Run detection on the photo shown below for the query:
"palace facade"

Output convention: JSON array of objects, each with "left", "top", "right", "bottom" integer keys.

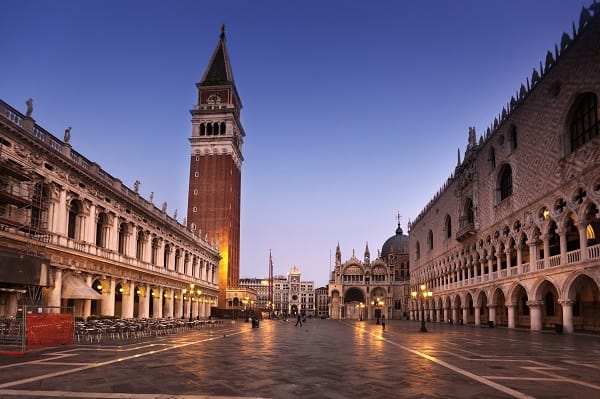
[
  {"left": 408, "top": 4, "right": 600, "bottom": 333},
  {"left": 0, "top": 98, "right": 219, "bottom": 319}
]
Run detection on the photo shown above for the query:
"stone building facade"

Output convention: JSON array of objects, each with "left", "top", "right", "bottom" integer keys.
[
  {"left": 271, "top": 268, "right": 315, "bottom": 317},
  {"left": 328, "top": 222, "right": 411, "bottom": 320},
  {"left": 408, "top": 4, "right": 600, "bottom": 334},
  {"left": 315, "top": 286, "right": 329, "bottom": 318},
  {"left": 0, "top": 99, "right": 220, "bottom": 319}
]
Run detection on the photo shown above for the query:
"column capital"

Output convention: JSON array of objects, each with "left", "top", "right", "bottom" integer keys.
[
  {"left": 558, "top": 299, "right": 576, "bottom": 306},
  {"left": 526, "top": 300, "right": 543, "bottom": 307}
]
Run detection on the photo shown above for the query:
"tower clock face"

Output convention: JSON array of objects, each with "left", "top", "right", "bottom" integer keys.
[{"left": 292, "top": 294, "right": 298, "bottom": 301}]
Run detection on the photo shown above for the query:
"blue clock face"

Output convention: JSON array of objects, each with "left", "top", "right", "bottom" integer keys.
[{"left": 292, "top": 294, "right": 298, "bottom": 301}]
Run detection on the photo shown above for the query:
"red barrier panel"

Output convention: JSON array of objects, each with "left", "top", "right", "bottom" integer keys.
[{"left": 26, "top": 313, "right": 74, "bottom": 348}]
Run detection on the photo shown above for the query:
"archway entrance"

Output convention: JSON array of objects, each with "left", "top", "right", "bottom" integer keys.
[{"left": 343, "top": 288, "right": 365, "bottom": 320}]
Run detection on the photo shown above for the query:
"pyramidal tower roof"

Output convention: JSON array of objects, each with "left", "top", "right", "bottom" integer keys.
[{"left": 199, "top": 24, "right": 235, "bottom": 86}]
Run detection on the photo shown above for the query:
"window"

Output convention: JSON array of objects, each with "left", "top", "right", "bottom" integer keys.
[
  {"left": 444, "top": 215, "right": 452, "bottom": 239},
  {"left": 415, "top": 242, "right": 420, "bottom": 260},
  {"left": 96, "top": 213, "right": 107, "bottom": 247},
  {"left": 136, "top": 230, "right": 145, "bottom": 260},
  {"left": 509, "top": 125, "right": 517, "bottom": 152},
  {"left": 498, "top": 165, "right": 513, "bottom": 201},
  {"left": 569, "top": 92, "right": 599, "bottom": 153},
  {"left": 118, "top": 222, "right": 128, "bottom": 254},
  {"left": 427, "top": 230, "right": 433, "bottom": 251},
  {"left": 488, "top": 147, "right": 496, "bottom": 170}
]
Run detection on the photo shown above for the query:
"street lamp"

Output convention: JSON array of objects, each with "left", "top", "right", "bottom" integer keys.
[
  {"left": 359, "top": 302, "right": 364, "bottom": 321},
  {"left": 183, "top": 283, "right": 196, "bottom": 321},
  {"left": 412, "top": 284, "right": 433, "bottom": 332}
]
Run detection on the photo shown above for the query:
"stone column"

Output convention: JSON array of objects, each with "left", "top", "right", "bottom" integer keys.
[
  {"left": 560, "top": 299, "right": 574, "bottom": 334},
  {"left": 474, "top": 306, "right": 480, "bottom": 326},
  {"left": 101, "top": 278, "right": 115, "bottom": 316},
  {"left": 47, "top": 268, "right": 62, "bottom": 312},
  {"left": 516, "top": 244, "right": 523, "bottom": 272},
  {"left": 443, "top": 307, "right": 449, "bottom": 323},
  {"left": 85, "top": 203, "right": 96, "bottom": 244},
  {"left": 558, "top": 228, "right": 567, "bottom": 265},
  {"left": 542, "top": 235, "right": 550, "bottom": 269},
  {"left": 488, "top": 304, "right": 497, "bottom": 325},
  {"left": 165, "top": 290, "right": 174, "bottom": 318},
  {"left": 139, "top": 284, "right": 150, "bottom": 318},
  {"left": 56, "top": 188, "right": 68, "bottom": 237},
  {"left": 451, "top": 307, "right": 458, "bottom": 323},
  {"left": 528, "top": 239, "right": 537, "bottom": 269},
  {"left": 527, "top": 301, "right": 543, "bottom": 331},
  {"left": 128, "top": 225, "right": 137, "bottom": 259},
  {"left": 176, "top": 290, "right": 184, "bottom": 318},
  {"left": 83, "top": 274, "right": 92, "bottom": 319},
  {"left": 121, "top": 281, "right": 135, "bottom": 319},
  {"left": 507, "top": 304, "right": 516, "bottom": 329},
  {"left": 577, "top": 223, "right": 588, "bottom": 261},
  {"left": 505, "top": 248, "right": 512, "bottom": 269},
  {"left": 435, "top": 308, "right": 441, "bottom": 323},
  {"left": 153, "top": 287, "right": 163, "bottom": 318}
]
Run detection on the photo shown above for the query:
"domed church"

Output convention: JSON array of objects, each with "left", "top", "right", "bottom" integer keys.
[{"left": 328, "top": 220, "right": 411, "bottom": 320}]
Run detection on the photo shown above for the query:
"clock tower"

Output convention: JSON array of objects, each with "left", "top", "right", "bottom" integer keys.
[{"left": 187, "top": 25, "right": 245, "bottom": 309}]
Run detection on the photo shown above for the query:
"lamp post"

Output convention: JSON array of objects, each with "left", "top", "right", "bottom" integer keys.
[
  {"left": 184, "top": 283, "right": 196, "bottom": 321},
  {"left": 412, "top": 284, "right": 433, "bottom": 332},
  {"left": 359, "top": 302, "right": 364, "bottom": 321}
]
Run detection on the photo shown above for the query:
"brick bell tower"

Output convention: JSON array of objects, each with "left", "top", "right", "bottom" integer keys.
[{"left": 187, "top": 25, "right": 245, "bottom": 309}]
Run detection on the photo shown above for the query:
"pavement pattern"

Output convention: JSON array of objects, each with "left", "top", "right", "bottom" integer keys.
[{"left": 0, "top": 319, "right": 599, "bottom": 399}]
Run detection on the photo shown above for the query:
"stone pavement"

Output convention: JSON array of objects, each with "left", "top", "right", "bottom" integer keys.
[{"left": 0, "top": 318, "right": 599, "bottom": 399}]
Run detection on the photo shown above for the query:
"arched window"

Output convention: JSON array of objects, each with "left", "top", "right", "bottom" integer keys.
[
  {"left": 118, "top": 222, "right": 128, "bottom": 254},
  {"left": 498, "top": 164, "right": 513, "bottom": 201},
  {"left": 213, "top": 122, "right": 219, "bottom": 135},
  {"left": 488, "top": 147, "right": 496, "bottom": 170},
  {"left": 444, "top": 215, "right": 452, "bottom": 239},
  {"left": 163, "top": 244, "right": 171, "bottom": 269},
  {"left": 427, "top": 230, "right": 433, "bottom": 251},
  {"left": 569, "top": 92, "right": 599, "bottom": 153},
  {"left": 206, "top": 123, "right": 213, "bottom": 135},
  {"left": 136, "top": 230, "right": 145, "bottom": 260},
  {"left": 151, "top": 237, "right": 159, "bottom": 265},
  {"left": 200, "top": 123, "right": 206, "bottom": 136},
  {"left": 67, "top": 200, "right": 82, "bottom": 239},
  {"left": 463, "top": 198, "right": 474, "bottom": 226},
  {"left": 220, "top": 122, "right": 226, "bottom": 135},
  {"left": 96, "top": 213, "right": 107, "bottom": 247}
]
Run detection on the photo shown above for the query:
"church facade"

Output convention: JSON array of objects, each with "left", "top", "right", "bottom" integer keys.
[
  {"left": 328, "top": 222, "right": 411, "bottom": 320},
  {"left": 408, "top": 4, "right": 600, "bottom": 333}
]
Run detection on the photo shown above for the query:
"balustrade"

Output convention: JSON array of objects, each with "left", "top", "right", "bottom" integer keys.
[{"left": 549, "top": 254, "right": 561, "bottom": 267}]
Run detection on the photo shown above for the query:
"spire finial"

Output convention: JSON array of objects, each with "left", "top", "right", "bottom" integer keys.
[{"left": 220, "top": 24, "right": 225, "bottom": 39}]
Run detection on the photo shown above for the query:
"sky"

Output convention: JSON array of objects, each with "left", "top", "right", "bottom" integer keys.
[{"left": 1, "top": 0, "right": 591, "bottom": 287}]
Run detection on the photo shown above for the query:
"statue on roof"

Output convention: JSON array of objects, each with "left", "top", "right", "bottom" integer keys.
[
  {"left": 161, "top": 202, "right": 167, "bottom": 213},
  {"left": 25, "top": 98, "right": 33, "bottom": 117},
  {"left": 64, "top": 127, "right": 71, "bottom": 144},
  {"left": 134, "top": 180, "right": 140, "bottom": 193}
]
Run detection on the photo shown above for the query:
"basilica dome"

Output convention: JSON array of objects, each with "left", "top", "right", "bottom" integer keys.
[{"left": 381, "top": 223, "right": 409, "bottom": 259}]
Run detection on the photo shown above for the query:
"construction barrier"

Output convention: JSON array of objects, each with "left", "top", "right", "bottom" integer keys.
[{"left": 26, "top": 313, "right": 74, "bottom": 348}]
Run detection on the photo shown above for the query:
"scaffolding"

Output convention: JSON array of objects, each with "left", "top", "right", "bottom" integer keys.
[{"left": 0, "top": 140, "right": 50, "bottom": 308}]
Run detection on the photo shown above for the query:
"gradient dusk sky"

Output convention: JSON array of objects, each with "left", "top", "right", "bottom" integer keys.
[{"left": 1, "top": 1, "right": 590, "bottom": 286}]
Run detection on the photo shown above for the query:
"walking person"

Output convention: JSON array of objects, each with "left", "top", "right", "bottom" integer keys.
[
  {"left": 295, "top": 313, "right": 303, "bottom": 327},
  {"left": 381, "top": 314, "right": 386, "bottom": 331}
]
